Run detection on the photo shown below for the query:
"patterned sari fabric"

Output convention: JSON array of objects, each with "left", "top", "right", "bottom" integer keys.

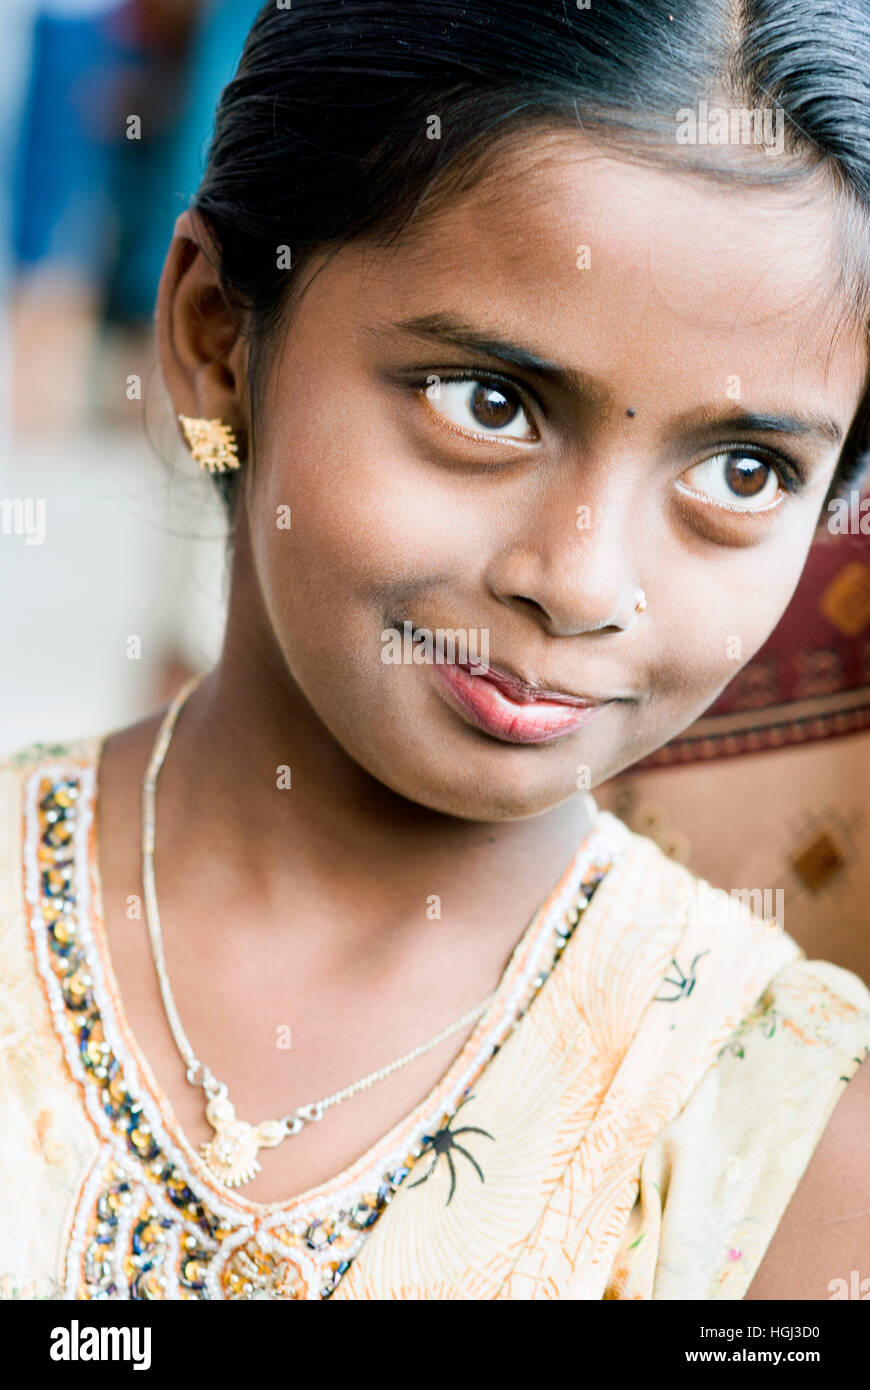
[{"left": 1, "top": 740, "right": 869, "bottom": 1301}]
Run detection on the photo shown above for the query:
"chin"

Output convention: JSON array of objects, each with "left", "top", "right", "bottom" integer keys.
[{"left": 372, "top": 749, "right": 587, "bottom": 822}]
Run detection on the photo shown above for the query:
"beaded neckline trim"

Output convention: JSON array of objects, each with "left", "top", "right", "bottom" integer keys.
[{"left": 22, "top": 756, "right": 627, "bottom": 1299}]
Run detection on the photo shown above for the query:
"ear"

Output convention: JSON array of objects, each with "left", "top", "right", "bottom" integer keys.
[{"left": 156, "top": 209, "right": 250, "bottom": 459}]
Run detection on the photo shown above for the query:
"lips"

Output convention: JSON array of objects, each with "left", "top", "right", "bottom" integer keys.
[
  {"left": 431, "top": 659, "right": 611, "bottom": 745},
  {"left": 467, "top": 660, "right": 599, "bottom": 707}
]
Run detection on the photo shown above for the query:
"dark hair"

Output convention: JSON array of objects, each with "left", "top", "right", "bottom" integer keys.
[{"left": 190, "top": 0, "right": 870, "bottom": 516}]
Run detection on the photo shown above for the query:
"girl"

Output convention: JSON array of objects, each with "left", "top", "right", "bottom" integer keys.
[{"left": 3, "top": 0, "right": 870, "bottom": 1301}]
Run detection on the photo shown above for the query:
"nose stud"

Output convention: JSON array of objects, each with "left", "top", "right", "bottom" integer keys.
[{"left": 634, "top": 588, "right": 647, "bottom": 614}]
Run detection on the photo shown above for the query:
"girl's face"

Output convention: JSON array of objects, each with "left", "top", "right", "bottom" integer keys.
[{"left": 239, "top": 132, "right": 867, "bottom": 820}]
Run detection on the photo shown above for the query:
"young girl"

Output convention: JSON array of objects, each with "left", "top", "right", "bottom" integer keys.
[{"left": 3, "top": 0, "right": 870, "bottom": 1301}]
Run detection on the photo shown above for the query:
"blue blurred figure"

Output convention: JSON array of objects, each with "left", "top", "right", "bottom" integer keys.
[{"left": 5, "top": 0, "right": 262, "bottom": 433}]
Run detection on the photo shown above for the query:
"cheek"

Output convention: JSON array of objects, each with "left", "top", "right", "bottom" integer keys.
[
  {"left": 649, "top": 512, "right": 817, "bottom": 715},
  {"left": 248, "top": 407, "right": 486, "bottom": 668}
]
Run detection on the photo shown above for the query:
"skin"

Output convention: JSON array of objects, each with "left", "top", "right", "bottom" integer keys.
[{"left": 96, "top": 130, "right": 869, "bottom": 1292}]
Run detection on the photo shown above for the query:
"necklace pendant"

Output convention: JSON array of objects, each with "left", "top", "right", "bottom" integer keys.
[
  {"left": 200, "top": 1097, "right": 288, "bottom": 1188},
  {"left": 201, "top": 1116, "right": 262, "bottom": 1188}
]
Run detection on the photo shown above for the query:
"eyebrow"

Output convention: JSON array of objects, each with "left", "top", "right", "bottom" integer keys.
[
  {"left": 383, "top": 311, "right": 844, "bottom": 447},
  {"left": 388, "top": 312, "right": 606, "bottom": 401},
  {"left": 673, "top": 408, "right": 843, "bottom": 449}
]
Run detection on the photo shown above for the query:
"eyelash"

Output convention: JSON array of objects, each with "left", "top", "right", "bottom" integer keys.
[{"left": 407, "top": 369, "right": 809, "bottom": 496}]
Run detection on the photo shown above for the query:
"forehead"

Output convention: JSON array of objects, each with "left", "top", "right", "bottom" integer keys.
[{"left": 353, "top": 129, "right": 867, "bottom": 413}]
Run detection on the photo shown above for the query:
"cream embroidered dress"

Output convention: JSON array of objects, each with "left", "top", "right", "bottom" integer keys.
[{"left": 1, "top": 737, "right": 869, "bottom": 1300}]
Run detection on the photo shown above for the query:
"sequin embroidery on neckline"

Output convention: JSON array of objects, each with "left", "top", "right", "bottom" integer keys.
[{"left": 22, "top": 752, "right": 626, "bottom": 1299}]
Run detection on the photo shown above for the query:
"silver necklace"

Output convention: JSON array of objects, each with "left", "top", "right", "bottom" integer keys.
[{"left": 142, "top": 677, "right": 496, "bottom": 1189}]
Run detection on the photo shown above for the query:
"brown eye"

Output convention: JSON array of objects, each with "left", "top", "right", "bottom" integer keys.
[
  {"left": 468, "top": 383, "right": 520, "bottom": 429},
  {"left": 423, "top": 378, "right": 536, "bottom": 441},
  {"left": 677, "top": 450, "right": 782, "bottom": 513},
  {"left": 723, "top": 454, "right": 771, "bottom": 497}
]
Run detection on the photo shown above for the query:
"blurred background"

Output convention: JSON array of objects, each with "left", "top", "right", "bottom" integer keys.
[
  {"left": 0, "top": 0, "right": 264, "bottom": 747},
  {"left": 1, "top": 0, "right": 869, "bottom": 979}
]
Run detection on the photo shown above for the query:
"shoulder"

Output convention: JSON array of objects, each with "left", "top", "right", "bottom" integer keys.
[
  {"left": 0, "top": 735, "right": 104, "bottom": 805},
  {"left": 0, "top": 733, "right": 104, "bottom": 899},
  {"left": 0, "top": 733, "right": 104, "bottom": 806},
  {"left": 0, "top": 734, "right": 104, "bottom": 1063},
  {"left": 604, "top": 948, "right": 870, "bottom": 1299},
  {"left": 684, "top": 954, "right": 870, "bottom": 1299},
  {"left": 746, "top": 1012, "right": 870, "bottom": 1300},
  {"left": 0, "top": 739, "right": 107, "bottom": 1276}
]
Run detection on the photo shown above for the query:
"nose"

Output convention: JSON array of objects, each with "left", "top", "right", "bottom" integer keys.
[{"left": 485, "top": 485, "right": 642, "bottom": 637}]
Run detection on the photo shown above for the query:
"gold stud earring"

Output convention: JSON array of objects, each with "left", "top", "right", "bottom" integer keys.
[
  {"left": 635, "top": 588, "right": 647, "bottom": 613},
  {"left": 178, "top": 415, "right": 241, "bottom": 473}
]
